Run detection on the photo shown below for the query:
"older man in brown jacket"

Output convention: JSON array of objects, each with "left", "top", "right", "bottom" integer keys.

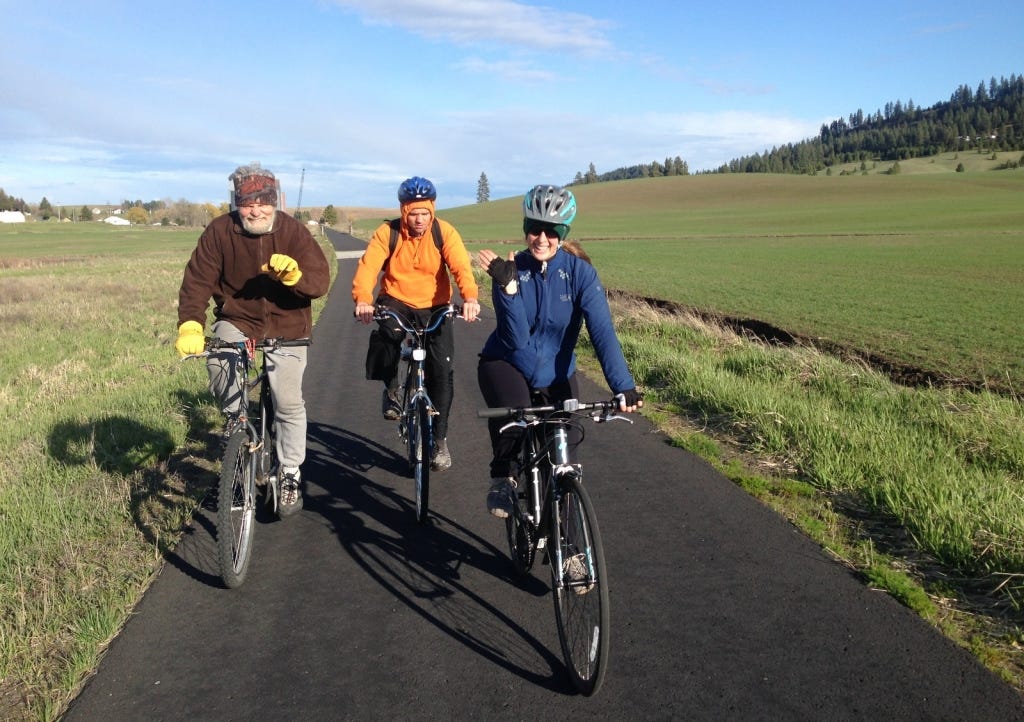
[{"left": 176, "top": 163, "right": 331, "bottom": 514}]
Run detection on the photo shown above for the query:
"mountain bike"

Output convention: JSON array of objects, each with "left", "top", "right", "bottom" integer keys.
[
  {"left": 185, "top": 337, "right": 310, "bottom": 588},
  {"left": 478, "top": 397, "right": 632, "bottom": 696},
  {"left": 374, "top": 304, "right": 462, "bottom": 524}
]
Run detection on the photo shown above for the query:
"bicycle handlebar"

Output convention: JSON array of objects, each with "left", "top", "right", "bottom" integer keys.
[
  {"left": 206, "top": 337, "right": 312, "bottom": 350},
  {"left": 181, "top": 337, "right": 311, "bottom": 360},
  {"left": 371, "top": 304, "right": 463, "bottom": 335},
  {"left": 478, "top": 397, "right": 633, "bottom": 423}
]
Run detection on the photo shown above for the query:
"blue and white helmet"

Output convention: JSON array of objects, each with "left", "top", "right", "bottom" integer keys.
[
  {"left": 522, "top": 185, "right": 576, "bottom": 226},
  {"left": 398, "top": 176, "right": 437, "bottom": 202}
]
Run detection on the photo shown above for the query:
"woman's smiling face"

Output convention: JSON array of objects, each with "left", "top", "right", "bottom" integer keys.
[{"left": 524, "top": 221, "right": 561, "bottom": 262}]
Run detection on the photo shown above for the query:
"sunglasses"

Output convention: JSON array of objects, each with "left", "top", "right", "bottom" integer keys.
[{"left": 524, "top": 220, "right": 564, "bottom": 240}]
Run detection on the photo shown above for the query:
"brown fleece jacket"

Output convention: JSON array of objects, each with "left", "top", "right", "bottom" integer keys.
[{"left": 178, "top": 211, "right": 331, "bottom": 340}]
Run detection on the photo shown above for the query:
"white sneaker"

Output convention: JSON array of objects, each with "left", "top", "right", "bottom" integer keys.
[{"left": 278, "top": 468, "right": 302, "bottom": 517}]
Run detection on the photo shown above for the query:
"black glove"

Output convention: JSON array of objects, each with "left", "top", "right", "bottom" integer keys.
[
  {"left": 616, "top": 388, "right": 643, "bottom": 408},
  {"left": 486, "top": 258, "right": 517, "bottom": 287}
]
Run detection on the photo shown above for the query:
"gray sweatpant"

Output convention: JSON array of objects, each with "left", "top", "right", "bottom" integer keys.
[{"left": 207, "top": 320, "right": 308, "bottom": 470}]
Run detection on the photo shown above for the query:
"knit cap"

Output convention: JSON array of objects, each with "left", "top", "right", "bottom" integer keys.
[{"left": 231, "top": 164, "right": 278, "bottom": 207}]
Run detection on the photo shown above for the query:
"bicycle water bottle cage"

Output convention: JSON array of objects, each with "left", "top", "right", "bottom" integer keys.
[{"left": 412, "top": 348, "right": 426, "bottom": 361}]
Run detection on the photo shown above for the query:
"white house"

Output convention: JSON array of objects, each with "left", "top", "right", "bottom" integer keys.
[
  {"left": 0, "top": 210, "right": 26, "bottom": 223},
  {"left": 103, "top": 216, "right": 131, "bottom": 226}
]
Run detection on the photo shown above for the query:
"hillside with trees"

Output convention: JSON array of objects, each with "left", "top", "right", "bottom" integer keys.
[{"left": 573, "top": 74, "right": 1024, "bottom": 182}]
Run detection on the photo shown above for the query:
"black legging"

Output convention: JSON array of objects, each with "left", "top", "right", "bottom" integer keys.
[
  {"left": 377, "top": 297, "right": 456, "bottom": 439},
  {"left": 477, "top": 356, "right": 581, "bottom": 478}
]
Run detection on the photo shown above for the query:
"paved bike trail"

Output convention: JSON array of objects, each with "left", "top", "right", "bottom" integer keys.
[{"left": 66, "top": 230, "right": 1023, "bottom": 720}]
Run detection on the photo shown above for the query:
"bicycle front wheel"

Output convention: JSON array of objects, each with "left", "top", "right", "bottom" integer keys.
[
  {"left": 217, "top": 428, "right": 257, "bottom": 588},
  {"left": 550, "top": 473, "right": 610, "bottom": 696},
  {"left": 409, "top": 398, "right": 432, "bottom": 524}
]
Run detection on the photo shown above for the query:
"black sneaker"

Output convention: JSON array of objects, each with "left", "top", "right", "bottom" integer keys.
[
  {"left": 382, "top": 387, "right": 402, "bottom": 420},
  {"left": 487, "top": 477, "right": 516, "bottom": 518},
  {"left": 430, "top": 438, "right": 451, "bottom": 471}
]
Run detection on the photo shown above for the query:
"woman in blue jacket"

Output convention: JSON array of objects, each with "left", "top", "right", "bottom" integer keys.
[{"left": 476, "top": 185, "right": 643, "bottom": 518}]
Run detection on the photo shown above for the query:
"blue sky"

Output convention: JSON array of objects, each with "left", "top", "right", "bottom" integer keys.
[{"left": 1, "top": 0, "right": 1021, "bottom": 210}]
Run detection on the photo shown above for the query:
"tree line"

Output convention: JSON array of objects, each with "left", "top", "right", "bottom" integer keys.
[
  {"left": 571, "top": 74, "right": 1024, "bottom": 181},
  {"left": 0, "top": 188, "right": 29, "bottom": 212},
  {"left": 1, "top": 190, "right": 341, "bottom": 227},
  {"left": 570, "top": 157, "right": 690, "bottom": 186}
]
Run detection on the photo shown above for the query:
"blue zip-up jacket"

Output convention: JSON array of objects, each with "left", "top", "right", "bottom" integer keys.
[{"left": 480, "top": 248, "right": 635, "bottom": 393}]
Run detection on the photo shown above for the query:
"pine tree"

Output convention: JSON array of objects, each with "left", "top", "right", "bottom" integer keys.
[{"left": 476, "top": 172, "right": 490, "bottom": 203}]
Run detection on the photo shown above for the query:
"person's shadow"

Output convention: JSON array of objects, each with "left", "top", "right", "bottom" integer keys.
[{"left": 301, "top": 420, "right": 575, "bottom": 694}]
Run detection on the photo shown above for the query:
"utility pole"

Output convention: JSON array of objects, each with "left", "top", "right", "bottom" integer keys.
[{"left": 295, "top": 167, "right": 305, "bottom": 216}]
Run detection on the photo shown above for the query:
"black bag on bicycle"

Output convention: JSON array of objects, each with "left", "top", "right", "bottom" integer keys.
[{"left": 365, "top": 329, "right": 399, "bottom": 381}]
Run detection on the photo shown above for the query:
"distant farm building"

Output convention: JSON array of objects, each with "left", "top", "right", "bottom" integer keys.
[
  {"left": 0, "top": 211, "right": 26, "bottom": 223},
  {"left": 103, "top": 216, "right": 131, "bottom": 226}
]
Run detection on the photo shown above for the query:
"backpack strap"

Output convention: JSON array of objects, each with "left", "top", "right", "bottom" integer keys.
[{"left": 384, "top": 218, "right": 445, "bottom": 269}]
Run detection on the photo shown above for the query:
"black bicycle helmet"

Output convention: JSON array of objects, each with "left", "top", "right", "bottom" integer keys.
[
  {"left": 522, "top": 184, "right": 577, "bottom": 225},
  {"left": 398, "top": 176, "right": 437, "bottom": 202}
]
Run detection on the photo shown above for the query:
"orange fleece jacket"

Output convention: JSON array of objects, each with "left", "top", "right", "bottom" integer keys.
[{"left": 351, "top": 217, "right": 478, "bottom": 309}]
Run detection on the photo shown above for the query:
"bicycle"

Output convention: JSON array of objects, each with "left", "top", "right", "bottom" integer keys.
[
  {"left": 184, "top": 336, "right": 310, "bottom": 588},
  {"left": 373, "top": 304, "right": 462, "bottom": 524},
  {"left": 478, "top": 397, "right": 633, "bottom": 696}
]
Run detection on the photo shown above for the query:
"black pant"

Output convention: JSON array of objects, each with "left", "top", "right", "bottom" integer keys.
[
  {"left": 377, "top": 297, "right": 456, "bottom": 439},
  {"left": 477, "top": 356, "right": 581, "bottom": 478}
]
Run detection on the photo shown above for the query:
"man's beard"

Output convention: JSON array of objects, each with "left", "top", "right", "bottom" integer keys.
[{"left": 241, "top": 211, "right": 275, "bottom": 235}]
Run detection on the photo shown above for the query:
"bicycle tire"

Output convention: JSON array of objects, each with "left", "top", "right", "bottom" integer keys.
[
  {"left": 506, "top": 488, "right": 535, "bottom": 573},
  {"left": 411, "top": 397, "right": 432, "bottom": 524},
  {"left": 550, "top": 473, "right": 610, "bottom": 696},
  {"left": 217, "top": 428, "right": 257, "bottom": 588}
]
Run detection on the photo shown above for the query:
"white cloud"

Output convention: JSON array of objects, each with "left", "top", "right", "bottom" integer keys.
[
  {"left": 329, "top": 0, "right": 613, "bottom": 54},
  {"left": 0, "top": 105, "right": 823, "bottom": 208},
  {"left": 453, "top": 57, "right": 556, "bottom": 83}
]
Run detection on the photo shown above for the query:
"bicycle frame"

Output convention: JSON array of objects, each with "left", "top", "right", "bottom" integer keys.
[
  {"left": 209, "top": 339, "right": 281, "bottom": 502},
  {"left": 479, "top": 397, "right": 630, "bottom": 694},
  {"left": 373, "top": 304, "right": 461, "bottom": 523},
  {"left": 183, "top": 337, "right": 309, "bottom": 588},
  {"left": 375, "top": 304, "right": 460, "bottom": 411}
]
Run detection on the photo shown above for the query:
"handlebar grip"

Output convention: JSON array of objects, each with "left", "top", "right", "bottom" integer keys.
[{"left": 478, "top": 407, "right": 517, "bottom": 419}]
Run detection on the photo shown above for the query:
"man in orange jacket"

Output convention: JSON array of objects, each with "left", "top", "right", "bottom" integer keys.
[{"left": 352, "top": 176, "right": 480, "bottom": 471}]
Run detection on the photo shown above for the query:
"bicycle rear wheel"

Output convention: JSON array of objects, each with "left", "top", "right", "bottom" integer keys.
[
  {"left": 409, "top": 398, "right": 432, "bottom": 524},
  {"left": 506, "top": 486, "right": 535, "bottom": 574},
  {"left": 217, "top": 428, "right": 257, "bottom": 588},
  {"left": 550, "top": 473, "right": 610, "bottom": 696}
]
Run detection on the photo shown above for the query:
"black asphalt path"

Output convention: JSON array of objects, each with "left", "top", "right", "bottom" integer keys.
[{"left": 66, "top": 230, "right": 1024, "bottom": 720}]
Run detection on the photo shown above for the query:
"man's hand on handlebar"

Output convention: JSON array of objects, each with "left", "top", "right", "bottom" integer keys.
[
  {"left": 354, "top": 302, "right": 375, "bottom": 324},
  {"left": 461, "top": 299, "right": 481, "bottom": 322}
]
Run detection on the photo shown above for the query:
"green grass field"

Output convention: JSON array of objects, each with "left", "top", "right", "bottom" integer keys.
[{"left": 436, "top": 166, "right": 1024, "bottom": 392}]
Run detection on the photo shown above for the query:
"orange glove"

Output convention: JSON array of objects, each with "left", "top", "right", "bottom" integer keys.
[
  {"left": 261, "top": 253, "right": 302, "bottom": 286},
  {"left": 175, "top": 321, "right": 205, "bottom": 357}
]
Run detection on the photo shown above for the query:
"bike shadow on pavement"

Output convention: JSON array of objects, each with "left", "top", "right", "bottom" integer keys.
[{"left": 301, "top": 420, "right": 576, "bottom": 694}]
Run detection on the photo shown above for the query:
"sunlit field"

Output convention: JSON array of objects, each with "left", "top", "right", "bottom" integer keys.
[{"left": 439, "top": 168, "right": 1024, "bottom": 391}]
